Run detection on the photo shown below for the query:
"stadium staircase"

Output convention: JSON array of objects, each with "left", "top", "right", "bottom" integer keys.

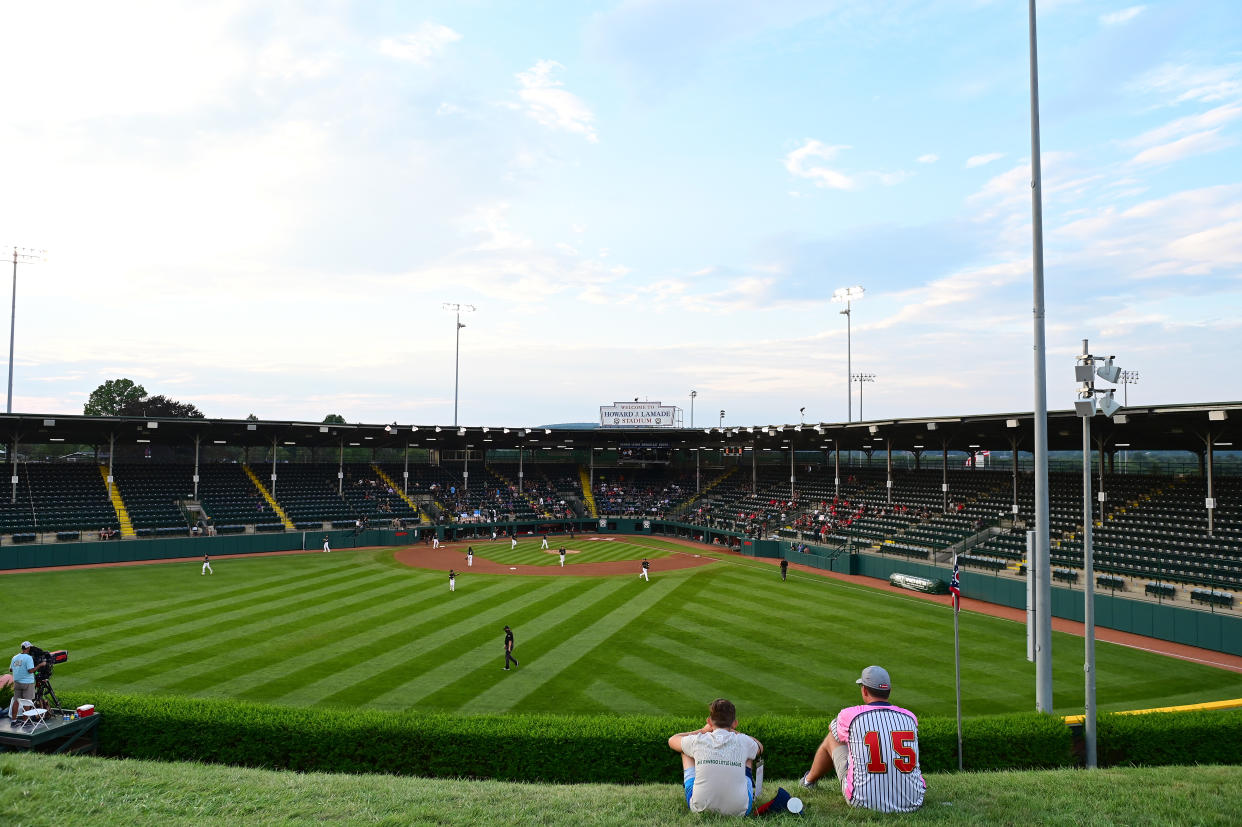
[
  {"left": 242, "top": 465, "right": 296, "bottom": 531},
  {"left": 371, "top": 465, "right": 429, "bottom": 523},
  {"left": 99, "top": 466, "right": 137, "bottom": 539},
  {"left": 578, "top": 465, "right": 599, "bottom": 518}
]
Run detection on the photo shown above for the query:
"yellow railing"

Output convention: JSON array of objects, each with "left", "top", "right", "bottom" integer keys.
[
  {"left": 99, "top": 466, "right": 136, "bottom": 538},
  {"left": 242, "top": 465, "right": 295, "bottom": 531}
]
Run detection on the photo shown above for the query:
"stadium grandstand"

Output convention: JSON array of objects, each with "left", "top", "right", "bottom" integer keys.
[{"left": 1, "top": 401, "right": 1238, "bottom": 613}]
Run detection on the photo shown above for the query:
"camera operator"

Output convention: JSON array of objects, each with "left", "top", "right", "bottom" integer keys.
[{"left": 8, "top": 641, "right": 47, "bottom": 723}]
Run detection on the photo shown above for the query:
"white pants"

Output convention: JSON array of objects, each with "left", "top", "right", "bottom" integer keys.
[
  {"left": 202, "top": 562, "right": 213, "bottom": 575},
  {"left": 640, "top": 569, "right": 649, "bottom": 581},
  {"left": 433, "top": 538, "right": 440, "bottom": 548},
  {"left": 492, "top": 532, "right": 497, "bottom": 540},
  {"left": 511, "top": 539, "right": 517, "bottom": 549},
  {"left": 323, "top": 543, "right": 330, "bottom": 553},
  {"left": 450, "top": 579, "right": 455, "bottom": 591},
  {"left": 541, "top": 539, "right": 548, "bottom": 549},
  {"left": 560, "top": 556, "right": 565, "bottom": 567},
  {"left": 468, "top": 556, "right": 473, "bottom": 566}
]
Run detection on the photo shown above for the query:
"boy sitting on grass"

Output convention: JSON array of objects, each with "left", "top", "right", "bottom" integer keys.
[{"left": 668, "top": 698, "right": 763, "bottom": 816}]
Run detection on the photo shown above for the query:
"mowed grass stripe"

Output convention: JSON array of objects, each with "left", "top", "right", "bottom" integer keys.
[
  {"left": 155, "top": 575, "right": 464, "bottom": 698},
  {"left": 380, "top": 577, "right": 635, "bottom": 711},
  {"left": 33, "top": 556, "right": 363, "bottom": 643},
  {"left": 64, "top": 565, "right": 409, "bottom": 686},
  {"left": 57, "top": 559, "right": 381, "bottom": 648},
  {"left": 310, "top": 577, "right": 614, "bottom": 709},
  {"left": 235, "top": 577, "right": 539, "bottom": 704},
  {"left": 505, "top": 572, "right": 722, "bottom": 716},
  {"left": 469, "top": 576, "right": 690, "bottom": 712},
  {"left": 471, "top": 539, "right": 676, "bottom": 567}
]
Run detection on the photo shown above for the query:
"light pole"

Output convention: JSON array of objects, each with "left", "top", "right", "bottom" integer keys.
[
  {"left": 442, "top": 303, "right": 476, "bottom": 426},
  {"left": 1073, "top": 339, "right": 1125, "bottom": 770},
  {"left": 7, "top": 247, "right": 47, "bottom": 414},
  {"left": 690, "top": 390, "right": 697, "bottom": 428},
  {"left": 832, "top": 286, "right": 865, "bottom": 422},
  {"left": 719, "top": 409, "right": 725, "bottom": 429},
  {"left": 851, "top": 373, "right": 876, "bottom": 420},
  {"left": 1027, "top": 0, "right": 1053, "bottom": 716},
  {"left": 1119, "top": 370, "right": 1139, "bottom": 406}
]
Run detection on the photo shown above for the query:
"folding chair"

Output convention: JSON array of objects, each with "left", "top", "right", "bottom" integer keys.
[{"left": 15, "top": 698, "right": 50, "bottom": 733}]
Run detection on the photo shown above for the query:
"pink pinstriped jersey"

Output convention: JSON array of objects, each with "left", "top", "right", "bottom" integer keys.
[{"left": 833, "top": 702, "right": 926, "bottom": 813}]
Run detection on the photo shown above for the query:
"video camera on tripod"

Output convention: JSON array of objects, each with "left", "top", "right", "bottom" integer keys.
[{"left": 25, "top": 645, "right": 68, "bottom": 711}]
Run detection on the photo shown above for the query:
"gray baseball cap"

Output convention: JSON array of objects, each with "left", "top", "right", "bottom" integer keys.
[
  {"left": 21, "top": 641, "right": 31, "bottom": 649},
  {"left": 856, "top": 665, "right": 891, "bottom": 691}
]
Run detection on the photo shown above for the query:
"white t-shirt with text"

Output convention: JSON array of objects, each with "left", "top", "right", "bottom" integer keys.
[{"left": 681, "top": 728, "right": 759, "bottom": 816}]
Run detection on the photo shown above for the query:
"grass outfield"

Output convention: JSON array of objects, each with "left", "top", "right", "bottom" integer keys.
[
  {"left": 2, "top": 754, "right": 1240, "bottom": 826},
  {"left": 8, "top": 537, "right": 1242, "bottom": 717}
]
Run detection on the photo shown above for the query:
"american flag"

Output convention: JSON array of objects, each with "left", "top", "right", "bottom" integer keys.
[{"left": 949, "top": 556, "right": 961, "bottom": 612}]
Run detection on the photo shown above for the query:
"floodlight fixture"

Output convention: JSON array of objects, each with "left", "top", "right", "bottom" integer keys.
[
  {"left": 435, "top": 426, "right": 442, "bottom": 432},
  {"left": 1096, "top": 356, "right": 1122, "bottom": 385},
  {"left": 703, "top": 428, "right": 711, "bottom": 434},
  {"left": 458, "top": 427, "right": 466, "bottom": 436},
  {"left": 1209, "top": 410, "right": 1228, "bottom": 422},
  {"left": 1074, "top": 398, "right": 1097, "bottom": 417},
  {"left": 1006, "top": 419, "right": 1020, "bottom": 428},
  {"left": 410, "top": 426, "right": 419, "bottom": 432},
  {"left": 868, "top": 424, "right": 879, "bottom": 435},
  {"left": 545, "top": 429, "right": 551, "bottom": 435},
  {"left": 1098, "top": 391, "right": 1121, "bottom": 418}
]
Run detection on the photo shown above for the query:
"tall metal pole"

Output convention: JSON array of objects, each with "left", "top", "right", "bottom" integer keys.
[
  {"left": 7, "top": 250, "right": 16, "bottom": 414},
  {"left": 845, "top": 302, "right": 852, "bottom": 422},
  {"left": 1082, "top": 393, "right": 1097, "bottom": 768},
  {"left": 1029, "top": 0, "right": 1054, "bottom": 714},
  {"left": 690, "top": 390, "right": 696, "bottom": 429},
  {"left": 454, "top": 309, "right": 462, "bottom": 427},
  {"left": 443, "top": 303, "right": 476, "bottom": 427}
]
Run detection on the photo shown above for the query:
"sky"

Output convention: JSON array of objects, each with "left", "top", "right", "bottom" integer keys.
[{"left": 1, "top": 0, "right": 1240, "bottom": 428}]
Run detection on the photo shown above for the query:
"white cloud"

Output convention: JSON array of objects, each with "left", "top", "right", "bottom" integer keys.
[
  {"left": 514, "top": 60, "right": 599, "bottom": 143},
  {"left": 378, "top": 22, "right": 461, "bottom": 65},
  {"left": 917, "top": 154, "right": 939, "bottom": 164},
  {"left": 1129, "top": 128, "right": 1233, "bottom": 165},
  {"left": 784, "top": 140, "right": 855, "bottom": 190},
  {"left": 1099, "top": 6, "right": 1146, "bottom": 26},
  {"left": 1130, "top": 62, "right": 1242, "bottom": 105},
  {"left": 966, "top": 152, "right": 1005, "bottom": 168},
  {"left": 1124, "top": 103, "right": 1242, "bottom": 148}
]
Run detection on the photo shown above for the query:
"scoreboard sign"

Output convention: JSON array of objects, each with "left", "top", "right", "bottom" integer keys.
[{"left": 600, "top": 401, "right": 676, "bottom": 428}]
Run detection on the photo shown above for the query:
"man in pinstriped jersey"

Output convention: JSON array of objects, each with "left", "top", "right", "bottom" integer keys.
[{"left": 798, "top": 665, "right": 925, "bottom": 813}]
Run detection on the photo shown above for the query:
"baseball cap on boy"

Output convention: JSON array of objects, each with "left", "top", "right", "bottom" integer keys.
[{"left": 856, "top": 665, "right": 891, "bottom": 691}]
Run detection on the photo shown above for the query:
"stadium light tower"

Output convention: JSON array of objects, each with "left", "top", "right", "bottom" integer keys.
[
  {"left": 1118, "top": 370, "right": 1139, "bottom": 406},
  {"left": 719, "top": 409, "right": 725, "bottom": 428},
  {"left": 442, "top": 303, "right": 476, "bottom": 426},
  {"left": 851, "top": 373, "right": 876, "bottom": 420},
  {"left": 832, "top": 286, "right": 865, "bottom": 422},
  {"left": 690, "top": 390, "right": 697, "bottom": 428},
  {"left": 7, "top": 246, "right": 47, "bottom": 414}
]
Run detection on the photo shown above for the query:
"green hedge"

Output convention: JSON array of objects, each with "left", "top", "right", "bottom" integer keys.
[
  {"left": 59, "top": 692, "right": 1073, "bottom": 781},
  {"left": 1096, "top": 709, "right": 1242, "bottom": 768}
]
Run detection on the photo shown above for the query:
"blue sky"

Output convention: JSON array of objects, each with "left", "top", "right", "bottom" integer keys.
[{"left": 1, "top": 1, "right": 1239, "bottom": 427}]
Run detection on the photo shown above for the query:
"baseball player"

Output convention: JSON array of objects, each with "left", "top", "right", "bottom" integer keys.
[
  {"left": 433, "top": 534, "right": 441, "bottom": 549},
  {"left": 491, "top": 527, "right": 497, "bottom": 541},
  {"left": 201, "top": 553, "right": 213, "bottom": 575},
  {"left": 798, "top": 665, "right": 925, "bottom": 813},
  {"left": 780, "top": 559, "right": 789, "bottom": 581},
  {"left": 467, "top": 547, "right": 474, "bottom": 567},
  {"left": 510, "top": 534, "right": 518, "bottom": 550},
  {"left": 640, "top": 558, "right": 650, "bottom": 582},
  {"left": 449, "top": 569, "right": 457, "bottom": 592},
  {"left": 503, "top": 625, "right": 519, "bottom": 670},
  {"left": 322, "top": 536, "right": 331, "bottom": 553},
  {"left": 540, "top": 534, "right": 549, "bottom": 549},
  {"left": 559, "top": 546, "right": 567, "bottom": 567}
]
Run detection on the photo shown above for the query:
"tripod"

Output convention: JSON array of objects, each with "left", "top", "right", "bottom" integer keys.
[{"left": 33, "top": 676, "right": 62, "bottom": 713}]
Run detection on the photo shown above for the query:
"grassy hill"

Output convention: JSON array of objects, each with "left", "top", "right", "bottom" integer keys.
[{"left": 2, "top": 754, "right": 1240, "bottom": 826}]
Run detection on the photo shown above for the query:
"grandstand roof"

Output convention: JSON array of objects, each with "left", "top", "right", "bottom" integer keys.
[{"left": 1, "top": 401, "right": 1238, "bottom": 456}]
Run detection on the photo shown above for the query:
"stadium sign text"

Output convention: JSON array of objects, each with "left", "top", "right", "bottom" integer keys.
[{"left": 599, "top": 401, "right": 676, "bottom": 428}]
